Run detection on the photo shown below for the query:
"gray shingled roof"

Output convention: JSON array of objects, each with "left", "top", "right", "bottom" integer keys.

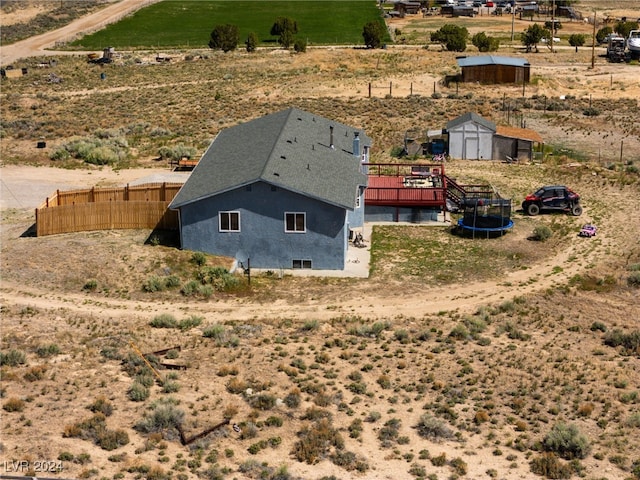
[
  {"left": 457, "top": 55, "right": 529, "bottom": 68},
  {"left": 446, "top": 112, "right": 496, "bottom": 132},
  {"left": 170, "top": 108, "right": 370, "bottom": 210}
]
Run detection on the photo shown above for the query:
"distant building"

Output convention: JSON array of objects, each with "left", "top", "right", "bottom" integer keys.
[
  {"left": 457, "top": 55, "right": 530, "bottom": 84},
  {"left": 444, "top": 112, "right": 543, "bottom": 161}
]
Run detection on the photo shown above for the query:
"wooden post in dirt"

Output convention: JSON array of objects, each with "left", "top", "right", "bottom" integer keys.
[
  {"left": 591, "top": 11, "right": 596, "bottom": 69},
  {"left": 389, "top": 81, "right": 392, "bottom": 97},
  {"left": 551, "top": 0, "right": 555, "bottom": 54},
  {"left": 620, "top": 140, "right": 624, "bottom": 163},
  {"left": 368, "top": 83, "right": 371, "bottom": 98},
  {"left": 410, "top": 83, "right": 413, "bottom": 96}
]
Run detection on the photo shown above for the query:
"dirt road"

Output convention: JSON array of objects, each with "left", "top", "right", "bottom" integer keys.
[{"left": 0, "top": 0, "right": 161, "bottom": 67}]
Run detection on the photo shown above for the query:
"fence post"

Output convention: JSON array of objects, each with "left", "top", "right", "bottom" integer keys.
[
  {"left": 389, "top": 81, "right": 392, "bottom": 97},
  {"left": 125, "top": 184, "right": 129, "bottom": 201},
  {"left": 90, "top": 186, "right": 95, "bottom": 203},
  {"left": 368, "top": 82, "right": 371, "bottom": 98},
  {"left": 410, "top": 82, "right": 413, "bottom": 95}
]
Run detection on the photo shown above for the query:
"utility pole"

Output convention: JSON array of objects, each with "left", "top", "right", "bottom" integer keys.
[
  {"left": 511, "top": 4, "right": 515, "bottom": 42},
  {"left": 591, "top": 10, "right": 597, "bottom": 69},
  {"left": 551, "top": 0, "right": 555, "bottom": 54}
]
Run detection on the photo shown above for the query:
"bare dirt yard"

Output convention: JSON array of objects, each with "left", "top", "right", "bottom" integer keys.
[{"left": 1, "top": 2, "right": 640, "bottom": 480}]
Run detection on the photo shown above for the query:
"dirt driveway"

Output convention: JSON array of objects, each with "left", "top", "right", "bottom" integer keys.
[{"left": 0, "top": 0, "right": 162, "bottom": 67}]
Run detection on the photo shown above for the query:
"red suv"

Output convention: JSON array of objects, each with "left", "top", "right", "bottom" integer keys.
[{"left": 522, "top": 185, "right": 582, "bottom": 216}]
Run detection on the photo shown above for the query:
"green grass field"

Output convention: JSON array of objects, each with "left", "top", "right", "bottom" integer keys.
[{"left": 69, "top": 0, "right": 389, "bottom": 49}]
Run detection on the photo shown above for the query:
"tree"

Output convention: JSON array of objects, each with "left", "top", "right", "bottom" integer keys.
[
  {"left": 431, "top": 24, "right": 468, "bottom": 52},
  {"left": 568, "top": 33, "right": 586, "bottom": 49},
  {"left": 209, "top": 24, "right": 239, "bottom": 53},
  {"left": 294, "top": 38, "right": 307, "bottom": 53},
  {"left": 614, "top": 20, "right": 639, "bottom": 38},
  {"left": 362, "top": 21, "right": 385, "bottom": 49},
  {"left": 472, "top": 32, "right": 499, "bottom": 52},
  {"left": 271, "top": 17, "right": 298, "bottom": 48},
  {"left": 596, "top": 26, "right": 613, "bottom": 44},
  {"left": 245, "top": 32, "right": 258, "bottom": 53},
  {"left": 521, "top": 23, "right": 549, "bottom": 52}
]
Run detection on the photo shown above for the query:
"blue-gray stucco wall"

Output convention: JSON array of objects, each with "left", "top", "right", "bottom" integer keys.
[
  {"left": 178, "top": 182, "right": 350, "bottom": 270},
  {"left": 365, "top": 206, "right": 441, "bottom": 223}
]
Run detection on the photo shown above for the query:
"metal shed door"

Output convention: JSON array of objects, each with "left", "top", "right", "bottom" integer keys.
[{"left": 464, "top": 137, "right": 479, "bottom": 160}]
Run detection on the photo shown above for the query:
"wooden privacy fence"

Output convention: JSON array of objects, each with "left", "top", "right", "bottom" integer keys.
[{"left": 36, "top": 183, "right": 182, "bottom": 236}]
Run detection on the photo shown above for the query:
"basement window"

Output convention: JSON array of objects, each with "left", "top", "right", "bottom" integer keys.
[
  {"left": 285, "top": 212, "right": 306, "bottom": 233},
  {"left": 292, "top": 259, "right": 312, "bottom": 269},
  {"left": 219, "top": 211, "right": 240, "bottom": 232}
]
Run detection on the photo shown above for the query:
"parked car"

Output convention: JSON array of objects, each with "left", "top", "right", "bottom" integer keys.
[
  {"left": 522, "top": 185, "right": 582, "bottom": 216},
  {"left": 485, "top": 1, "right": 494, "bottom": 6}
]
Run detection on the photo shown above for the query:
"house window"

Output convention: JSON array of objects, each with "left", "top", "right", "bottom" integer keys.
[
  {"left": 293, "top": 259, "right": 312, "bottom": 269},
  {"left": 219, "top": 211, "right": 240, "bottom": 232},
  {"left": 355, "top": 193, "right": 361, "bottom": 209},
  {"left": 285, "top": 212, "right": 306, "bottom": 233}
]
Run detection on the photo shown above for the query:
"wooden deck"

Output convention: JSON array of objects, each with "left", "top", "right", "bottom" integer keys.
[
  {"left": 365, "top": 176, "right": 446, "bottom": 207},
  {"left": 364, "top": 163, "right": 448, "bottom": 208}
]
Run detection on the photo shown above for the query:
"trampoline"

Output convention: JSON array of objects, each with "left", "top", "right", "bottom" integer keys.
[{"left": 457, "top": 197, "right": 513, "bottom": 238}]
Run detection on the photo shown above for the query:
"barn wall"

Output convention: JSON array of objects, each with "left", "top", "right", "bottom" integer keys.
[{"left": 461, "top": 65, "right": 529, "bottom": 84}]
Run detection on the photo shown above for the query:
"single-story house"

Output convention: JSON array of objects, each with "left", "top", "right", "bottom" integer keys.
[
  {"left": 445, "top": 112, "right": 543, "bottom": 161},
  {"left": 169, "top": 108, "right": 370, "bottom": 271},
  {"left": 457, "top": 55, "right": 530, "bottom": 84},
  {"left": 446, "top": 112, "right": 496, "bottom": 160}
]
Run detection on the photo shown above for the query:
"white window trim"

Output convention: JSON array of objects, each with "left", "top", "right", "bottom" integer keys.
[
  {"left": 284, "top": 212, "right": 306, "bottom": 233},
  {"left": 219, "top": 211, "right": 240, "bottom": 232}
]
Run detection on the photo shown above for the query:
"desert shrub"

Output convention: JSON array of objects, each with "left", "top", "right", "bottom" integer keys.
[
  {"left": 265, "top": 415, "right": 283, "bottom": 427},
  {"left": 162, "top": 380, "right": 180, "bottom": 393},
  {"left": 284, "top": 389, "right": 301, "bottom": 408},
  {"left": 530, "top": 452, "right": 572, "bottom": 479},
  {"left": 590, "top": 321, "right": 607, "bottom": 332},
  {"left": 135, "top": 401, "right": 185, "bottom": 436},
  {"left": 366, "top": 411, "right": 381, "bottom": 422},
  {"left": 348, "top": 418, "right": 363, "bottom": 439},
  {"left": 178, "top": 315, "right": 203, "bottom": 330},
  {"left": 431, "top": 452, "right": 447, "bottom": 466},
  {"left": 3, "top": 397, "right": 25, "bottom": 412},
  {"left": 292, "top": 418, "right": 343, "bottom": 464},
  {"left": 135, "top": 373, "right": 156, "bottom": 388},
  {"left": 249, "top": 394, "right": 277, "bottom": 410},
  {"left": 628, "top": 272, "right": 640, "bottom": 287},
  {"left": 149, "top": 313, "right": 177, "bottom": 328},
  {"left": 97, "top": 429, "right": 129, "bottom": 451},
  {"left": 348, "top": 320, "right": 391, "bottom": 338},
  {"left": 377, "top": 374, "right": 392, "bottom": 389},
  {"left": 35, "top": 343, "right": 60, "bottom": 357},
  {"left": 604, "top": 329, "right": 640, "bottom": 355},
  {"left": 190, "top": 251, "right": 207, "bottom": 266},
  {"left": 543, "top": 423, "right": 590, "bottom": 460},
  {"left": 0, "top": 349, "right": 26, "bottom": 366},
  {"left": 301, "top": 319, "right": 320, "bottom": 331},
  {"left": 583, "top": 107, "right": 600, "bottom": 117},
  {"left": 450, "top": 457, "right": 468, "bottom": 475},
  {"left": 157, "top": 144, "right": 197, "bottom": 162},
  {"left": 24, "top": 365, "right": 47, "bottom": 381},
  {"left": 143, "top": 276, "right": 165, "bottom": 293},
  {"left": 180, "top": 280, "right": 200, "bottom": 296},
  {"left": 165, "top": 349, "right": 179, "bottom": 359},
  {"left": 431, "top": 92, "right": 442, "bottom": 99},
  {"left": 89, "top": 395, "right": 114, "bottom": 416},
  {"left": 226, "top": 377, "right": 248, "bottom": 394},
  {"left": 533, "top": 225, "right": 552, "bottom": 241},
  {"left": 330, "top": 450, "right": 369, "bottom": 472},
  {"left": 416, "top": 414, "right": 453, "bottom": 441},
  {"left": 82, "top": 279, "right": 98, "bottom": 291},
  {"left": 378, "top": 418, "right": 401, "bottom": 447},
  {"left": 128, "top": 382, "right": 150, "bottom": 402},
  {"left": 203, "top": 324, "right": 226, "bottom": 340}
]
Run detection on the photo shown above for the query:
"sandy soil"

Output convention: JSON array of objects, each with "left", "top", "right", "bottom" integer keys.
[{"left": 1, "top": 3, "right": 640, "bottom": 480}]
